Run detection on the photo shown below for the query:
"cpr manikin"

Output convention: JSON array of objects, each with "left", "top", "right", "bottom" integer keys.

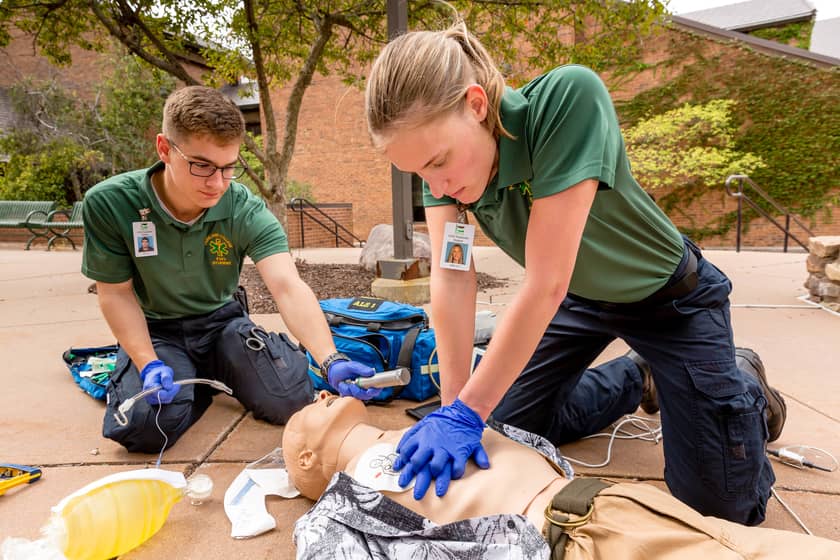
[{"left": 283, "top": 392, "right": 840, "bottom": 560}]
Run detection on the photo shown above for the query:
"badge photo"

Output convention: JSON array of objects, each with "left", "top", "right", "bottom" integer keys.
[
  {"left": 439, "top": 222, "right": 474, "bottom": 271},
  {"left": 132, "top": 221, "right": 158, "bottom": 257}
]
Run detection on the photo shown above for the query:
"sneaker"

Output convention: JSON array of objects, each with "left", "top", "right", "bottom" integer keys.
[
  {"left": 735, "top": 347, "right": 787, "bottom": 442},
  {"left": 627, "top": 350, "right": 659, "bottom": 415}
]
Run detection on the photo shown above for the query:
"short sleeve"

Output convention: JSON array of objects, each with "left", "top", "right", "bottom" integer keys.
[
  {"left": 235, "top": 189, "right": 289, "bottom": 262},
  {"left": 81, "top": 189, "right": 133, "bottom": 283},
  {"left": 526, "top": 66, "right": 621, "bottom": 198}
]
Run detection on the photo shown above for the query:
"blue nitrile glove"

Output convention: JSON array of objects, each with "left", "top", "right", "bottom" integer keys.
[
  {"left": 326, "top": 359, "right": 382, "bottom": 401},
  {"left": 394, "top": 398, "right": 490, "bottom": 499},
  {"left": 140, "top": 360, "right": 180, "bottom": 406}
]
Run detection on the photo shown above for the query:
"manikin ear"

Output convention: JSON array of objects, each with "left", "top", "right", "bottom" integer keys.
[
  {"left": 297, "top": 449, "right": 316, "bottom": 471},
  {"left": 464, "top": 84, "right": 489, "bottom": 123}
]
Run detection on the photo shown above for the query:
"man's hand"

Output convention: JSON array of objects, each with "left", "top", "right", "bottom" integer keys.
[
  {"left": 140, "top": 360, "right": 181, "bottom": 405},
  {"left": 394, "top": 398, "right": 490, "bottom": 499},
  {"left": 327, "top": 359, "right": 382, "bottom": 400}
]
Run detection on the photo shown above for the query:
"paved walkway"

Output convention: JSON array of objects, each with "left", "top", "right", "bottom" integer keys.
[{"left": 1, "top": 246, "right": 838, "bottom": 558}]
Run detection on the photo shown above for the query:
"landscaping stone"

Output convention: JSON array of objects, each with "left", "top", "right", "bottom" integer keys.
[
  {"left": 805, "top": 237, "right": 840, "bottom": 310},
  {"left": 359, "top": 224, "right": 432, "bottom": 273},
  {"left": 808, "top": 236, "right": 840, "bottom": 258}
]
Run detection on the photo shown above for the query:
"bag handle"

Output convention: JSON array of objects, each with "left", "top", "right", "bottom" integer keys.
[
  {"left": 325, "top": 313, "right": 426, "bottom": 331},
  {"left": 387, "top": 327, "right": 421, "bottom": 400}
]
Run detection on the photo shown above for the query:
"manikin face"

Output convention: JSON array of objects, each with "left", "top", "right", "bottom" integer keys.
[
  {"left": 383, "top": 86, "right": 498, "bottom": 205},
  {"left": 282, "top": 392, "right": 370, "bottom": 499},
  {"left": 156, "top": 133, "right": 241, "bottom": 216}
]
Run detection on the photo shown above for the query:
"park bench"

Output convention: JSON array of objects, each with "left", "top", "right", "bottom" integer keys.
[
  {"left": 0, "top": 200, "right": 58, "bottom": 249},
  {"left": 42, "top": 201, "right": 85, "bottom": 250}
]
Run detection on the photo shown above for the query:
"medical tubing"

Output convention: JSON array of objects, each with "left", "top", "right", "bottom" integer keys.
[{"left": 114, "top": 378, "right": 233, "bottom": 426}]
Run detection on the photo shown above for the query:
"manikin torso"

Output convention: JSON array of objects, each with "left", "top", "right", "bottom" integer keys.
[{"left": 341, "top": 427, "right": 568, "bottom": 528}]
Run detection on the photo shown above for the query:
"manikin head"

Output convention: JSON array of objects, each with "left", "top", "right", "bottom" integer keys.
[
  {"left": 364, "top": 23, "right": 511, "bottom": 205},
  {"left": 282, "top": 391, "right": 370, "bottom": 499}
]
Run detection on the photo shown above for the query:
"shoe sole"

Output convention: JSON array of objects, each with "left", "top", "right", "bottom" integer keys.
[{"left": 735, "top": 348, "right": 786, "bottom": 442}]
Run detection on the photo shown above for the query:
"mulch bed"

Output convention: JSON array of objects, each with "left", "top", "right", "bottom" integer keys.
[{"left": 239, "top": 260, "right": 508, "bottom": 314}]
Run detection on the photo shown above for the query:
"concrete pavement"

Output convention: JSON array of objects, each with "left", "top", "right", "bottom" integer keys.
[{"left": 1, "top": 245, "right": 838, "bottom": 558}]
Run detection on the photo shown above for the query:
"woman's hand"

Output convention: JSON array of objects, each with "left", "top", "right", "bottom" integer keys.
[{"left": 394, "top": 398, "right": 490, "bottom": 499}]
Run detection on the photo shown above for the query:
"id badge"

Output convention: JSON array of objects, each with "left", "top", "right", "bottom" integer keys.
[
  {"left": 132, "top": 221, "right": 158, "bottom": 257},
  {"left": 440, "top": 221, "right": 474, "bottom": 271}
]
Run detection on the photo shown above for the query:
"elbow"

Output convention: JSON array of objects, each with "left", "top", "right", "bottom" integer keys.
[{"left": 525, "top": 277, "right": 568, "bottom": 309}]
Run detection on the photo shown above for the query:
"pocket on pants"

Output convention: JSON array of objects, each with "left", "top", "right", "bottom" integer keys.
[
  {"left": 686, "top": 360, "right": 763, "bottom": 495},
  {"left": 235, "top": 324, "right": 308, "bottom": 398},
  {"left": 104, "top": 352, "right": 139, "bottom": 411}
]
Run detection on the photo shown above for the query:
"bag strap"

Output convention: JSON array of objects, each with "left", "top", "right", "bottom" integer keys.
[
  {"left": 544, "top": 478, "right": 612, "bottom": 560},
  {"left": 387, "top": 326, "right": 420, "bottom": 400}
]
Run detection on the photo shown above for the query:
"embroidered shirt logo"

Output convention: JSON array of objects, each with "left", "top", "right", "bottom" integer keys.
[
  {"left": 205, "top": 233, "right": 233, "bottom": 266},
  {"left": 507, "top": 180, "right": 533, "bottom": 208}
]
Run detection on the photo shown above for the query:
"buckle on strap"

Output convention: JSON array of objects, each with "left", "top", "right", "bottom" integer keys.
[
  {"left": 544, "top": 501, "right": 595, "bottom": 528},
  {"left": 543, "top": 478, "right": 612, "bottom": 530}
]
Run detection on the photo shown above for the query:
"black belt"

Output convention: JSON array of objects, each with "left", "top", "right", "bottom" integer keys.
[{"left": 570, "top": 245, "right": 699, "bottom": 311}]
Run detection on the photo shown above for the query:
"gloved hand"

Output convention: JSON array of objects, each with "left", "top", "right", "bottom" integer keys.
[
  {"left": 326, "top": 359, "right": 382, "bottom": 401},
  {"left": 140, "top": 360, "right": 180, "bottom": 406},
  {"left": 394, "top": 398, "right": 489, "bottom": 499}
]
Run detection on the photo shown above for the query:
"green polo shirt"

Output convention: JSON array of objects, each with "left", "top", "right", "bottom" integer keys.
[
  {"left": 424, "top": 65, "right": 684, "bottom": 303},
  {"left": 82, "top": 162, "right": 288, "bottom": 319}
]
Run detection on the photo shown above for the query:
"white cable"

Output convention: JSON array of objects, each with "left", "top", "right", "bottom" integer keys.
[
  {"left": 154, "top": 392, "right": 169, "bottom": 469},
  {"left": 564, "top": 415, "right": 662, "bottom": 468},
  {"left": 771, "top": 487, "right": 813, "bottom": 535}
]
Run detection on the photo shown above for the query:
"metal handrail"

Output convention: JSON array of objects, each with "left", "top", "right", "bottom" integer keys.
[
  {"left": 724, "top": 174, "right": 814, "bottom": 252},
  {"left": 288, "top": 197, "right": 365, "bottom": 248}
]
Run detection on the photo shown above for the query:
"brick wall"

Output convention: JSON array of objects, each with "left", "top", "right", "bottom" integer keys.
[
  {"left": 0, "top": 204, "right": 354, "bottom": 250},
  {"left": 0, "top": 226, "right": 83, "bottom": 249},
  {"left": 0, "top": 28, "right": 105, "bottom": 100},
  {"left": 3, "top": 23, "right": 836, "bottom": 250},
  {"left": 285, "top": 203, "right": 357, "bottom": 248},
  {"left": 268, "top": 77, "right": 392, "bottom": 244},
  {"left": 275, "top": 22, "right": 838, "bottom": 248}
]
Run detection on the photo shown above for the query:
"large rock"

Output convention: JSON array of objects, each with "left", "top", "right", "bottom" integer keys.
[
  {"left": 808, "top": 236, "right": 840, "bottom": 258},
  {"left": 825, "top": 262, "right": 840, "bottom": 282},
  {"left": 359, "top": 224, "right": 432, "bottom": 272},
  {"left": 807, "top": 253, "right": 835, "bottom": 274}
]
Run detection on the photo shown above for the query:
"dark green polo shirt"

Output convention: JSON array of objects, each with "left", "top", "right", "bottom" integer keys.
[
  {"left": 424, "top": 65, "right": 684, "bottom": 303},
  {"left": 82, "top": 162, "right": 288, "bottom": 319}
]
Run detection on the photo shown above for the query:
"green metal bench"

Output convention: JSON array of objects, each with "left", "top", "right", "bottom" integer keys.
[
  {"left": 0, "top": 201, "right": 58, "bottom": 249},
  {"left": 43, "top": 201, "right": 85, "bottom": 250}
]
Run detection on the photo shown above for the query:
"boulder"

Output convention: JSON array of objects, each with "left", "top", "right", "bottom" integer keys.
[
  {"left": 808, "top": 236, "right": 840, "bottom": 258},
  {"left": 359, "top": 224, "right": 432, "bottom": 272}
]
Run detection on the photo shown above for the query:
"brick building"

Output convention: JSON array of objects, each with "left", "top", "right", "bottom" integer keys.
[
  {"left": 280, "top": 15, "right": 839, "bottom": 249},
  {"left": 2, "top": 14, "right": 838, "bottom": 250}
]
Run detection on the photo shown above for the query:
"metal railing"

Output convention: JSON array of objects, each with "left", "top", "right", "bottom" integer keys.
[
  {"left": 288, "top": 197, "right": 365, "bottom": 248},
  {"left": 724, "top": 174, "right": 813, "bottom": 252}
]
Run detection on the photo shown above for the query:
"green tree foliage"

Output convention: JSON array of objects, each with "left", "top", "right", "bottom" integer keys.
[
  {"left": 0, "top": 1, "right": 667, "bottom": 225},
  {"left": 0, "top": 51, "right": 175, "bottom": 204},
  {"left": 617, "top": 31, "right": 839, "bottom": 240},
  {"left": 625, "top": 100, "right": 765, "bottom": 197},
  {"left": 750, "top": 21, "right": 813, "bottom": 50}
]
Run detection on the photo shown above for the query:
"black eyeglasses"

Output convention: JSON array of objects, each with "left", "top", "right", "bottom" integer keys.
[{"left": 168, "top": 139, "right": 247, "bottom": 180}]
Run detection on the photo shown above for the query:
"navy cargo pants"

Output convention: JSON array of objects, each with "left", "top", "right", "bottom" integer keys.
[
  {"left": 493, "top": 240, "right": 775, "bottom": 526},
  {"left": 103, "top": 301, "right": 313, "bottom": 453}
]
